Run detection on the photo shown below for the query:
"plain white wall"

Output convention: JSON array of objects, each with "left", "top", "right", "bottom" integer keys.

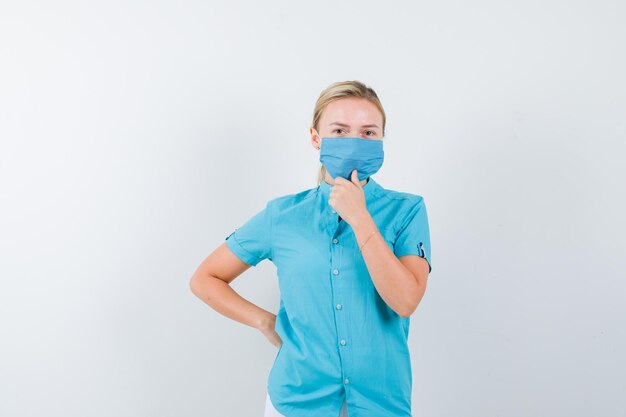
[{"left": 1, "top": 0, "right": 624, "bottom": 416}]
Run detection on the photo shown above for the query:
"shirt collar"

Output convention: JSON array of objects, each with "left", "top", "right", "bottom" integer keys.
[{"left": 317, "top": 175, "right": 381, "bottom": 204}]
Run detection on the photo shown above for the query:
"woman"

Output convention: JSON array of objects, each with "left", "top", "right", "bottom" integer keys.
[{"left": 190, "top": 80, "right": 432, "bottom": 417}]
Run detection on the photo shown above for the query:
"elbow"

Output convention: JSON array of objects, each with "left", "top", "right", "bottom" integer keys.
[
  {"left": 189, "top": 274, "right": 199, "bottom": 296},
  {"left": 189, "top": 273, "right": 206, "bottom": 298},
  {"left": 398, "top": 305, "right": 415, "bottom": 318},
  {"left": 398, "top": 295, "right": 421, "bottom": 318},
  {"left": 398, "top": 283, "right": 426, "bottom": 317},
  {"left": 190, "top": 271, "right": 223, "bottom": 302}
]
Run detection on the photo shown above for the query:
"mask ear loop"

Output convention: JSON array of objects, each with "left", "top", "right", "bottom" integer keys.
[{"left": 313, "top": 128, "right": 322, "bottom": 150}]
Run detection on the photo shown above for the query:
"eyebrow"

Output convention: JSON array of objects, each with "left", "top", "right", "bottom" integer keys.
[{"left": 329, "top": 122, "right": 380, "bottom": 129}]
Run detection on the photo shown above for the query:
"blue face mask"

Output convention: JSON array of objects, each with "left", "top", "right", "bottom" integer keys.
[{"left": 316, "top": 130, "right": 384, "bottom": 181}]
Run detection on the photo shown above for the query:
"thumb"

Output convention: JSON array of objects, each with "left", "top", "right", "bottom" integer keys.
[{"left": 351, "top": 169, "right": 362, "bottom": 188}]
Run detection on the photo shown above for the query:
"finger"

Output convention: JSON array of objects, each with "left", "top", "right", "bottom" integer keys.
[{"left": 351, "top": 170, "right": 362, "bottom": 188}]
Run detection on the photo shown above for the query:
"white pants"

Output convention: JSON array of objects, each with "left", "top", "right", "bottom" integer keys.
[{"left": 264, "top": 392, "right": 348, "bottom": 417}]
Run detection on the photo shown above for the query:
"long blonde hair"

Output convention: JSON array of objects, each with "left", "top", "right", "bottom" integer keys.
[{"left": 311, "top": 80, "right": 387, "bottom": 185}]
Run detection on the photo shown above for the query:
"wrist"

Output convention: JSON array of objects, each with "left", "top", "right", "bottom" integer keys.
[
  {"left": 351, "top": 210, "right": 374, "bottom": 231},
  {"left": 255, "top": 310, "right": 276, "bottom": 331}
]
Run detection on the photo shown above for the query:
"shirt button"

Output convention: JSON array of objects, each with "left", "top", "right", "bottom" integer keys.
[
  {"left": 336, "top": 304, "right": 342, "bottom": 310},
  {"left": 332, "top": 268, "right": 339, "bottom": 276},
  {"left": 332, "top": 238, "right": 339, "bottom": 244},
  {"left": 344, "top": 378, "right": 350, "bottom": 384},
  {"left": 340, "top": 339, "right": 347, "bottom": 346}
]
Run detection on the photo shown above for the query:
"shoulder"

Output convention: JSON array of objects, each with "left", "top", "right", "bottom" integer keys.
[
  {"left": 375, "top": 183, "right": 425, "bottom": 205},
  {"left": 374, "top": 184, "right": 428, "bottom": 230},
  {"left": 264, "top": 186, "right": 318, "bottom": 212}
]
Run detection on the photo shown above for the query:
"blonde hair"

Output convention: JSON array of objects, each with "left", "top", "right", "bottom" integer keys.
[{"left": 311, "top": 80, "right": 386, "bottom": 185}]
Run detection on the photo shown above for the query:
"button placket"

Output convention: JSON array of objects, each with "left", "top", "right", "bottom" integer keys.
[
  {"left": 330, "top": 223, "right": 353, "bottom": 392},
  {"left": 325, "top": 192, "right": 352, "bottom": 395}
]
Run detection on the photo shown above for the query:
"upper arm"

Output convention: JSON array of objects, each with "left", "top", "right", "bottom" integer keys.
[
  {"left": 193, "top": 242, "right": 253, "bottom": 285},
  {"left": 398, "top": 254, "right": 430, "bottom": 288},
  {"left": 224, "top": 199, "right": 274, "bottom": 267},
  {"left": 393, "top": 196, "right": 432, "bottom": 275},
  {"left": 191, "top": 200, "right": 274, "bottom": 286}
]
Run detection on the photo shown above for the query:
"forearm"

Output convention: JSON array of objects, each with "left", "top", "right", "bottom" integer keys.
[
  {"left": 351, "top": 213, "right": 422, "bottom": 317},
  {"left": 190, "top": 273, "right": 275, "bottom": 330}
]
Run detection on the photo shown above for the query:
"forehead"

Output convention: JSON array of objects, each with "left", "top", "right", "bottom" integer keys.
[{"left": 320, "top": 97, "right": 383, "bottom": 127}]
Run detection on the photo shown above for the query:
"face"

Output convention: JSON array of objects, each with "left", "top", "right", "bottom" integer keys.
[
  {"left": 310, "top": 97, "right": 384, "bottom": 184},
  {"left": 310, "top": 97, "right": 384, "bottom": 149}
]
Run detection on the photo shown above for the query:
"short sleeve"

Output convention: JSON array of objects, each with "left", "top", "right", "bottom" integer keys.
[
  {"left": 393, "top": 197, "right": 432, "bottom": 273},
  {"left": 224, "top": 200, "right": 274, "bottom": 267}
]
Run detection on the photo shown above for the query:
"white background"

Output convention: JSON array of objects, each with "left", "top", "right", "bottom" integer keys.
[{"left": 1, "top": 1, "right": 625, "bottom": 416}]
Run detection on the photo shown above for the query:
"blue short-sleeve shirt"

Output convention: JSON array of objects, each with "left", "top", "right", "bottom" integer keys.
[{"left": 224, "top": 176, "right": 432, "bottom": 417}]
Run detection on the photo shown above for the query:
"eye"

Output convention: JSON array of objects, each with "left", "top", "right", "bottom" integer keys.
[
  {"left": 332, "top": 128, "right": 344, "bottom": 134},
  {"left": 365, "top": 130, "right": 376, "bottom": 136}
]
